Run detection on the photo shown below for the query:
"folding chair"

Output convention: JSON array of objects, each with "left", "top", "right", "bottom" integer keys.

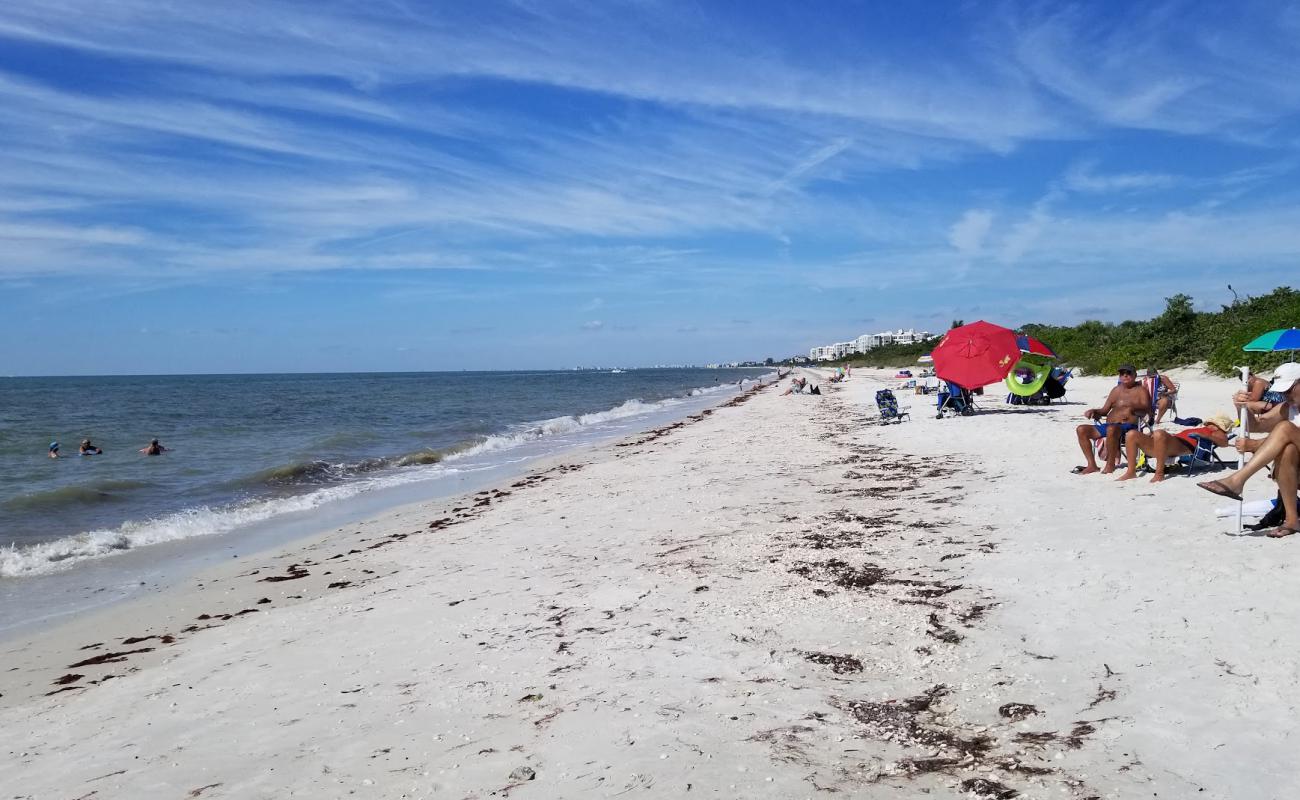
[
  {"left": 1175, "top": 433, "right": 1230, "bottom": 475},
  {"left": 875, "top": 389, "right": 910, "bottom": 424},
  {"left": 936, "top": 382, "right": 974, "bottom": 418}
]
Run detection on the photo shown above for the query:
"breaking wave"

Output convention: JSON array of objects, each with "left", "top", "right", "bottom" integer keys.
[{"left": 3, "top": 480, "right": 152, "bottom": 511}]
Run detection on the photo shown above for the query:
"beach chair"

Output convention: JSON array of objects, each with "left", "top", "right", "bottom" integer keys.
[
  {"left": 1142, "top": 373, "right": 1177, "bottom": 427},
  {"left": 875, "top": 389, "right": 909, "bottom": 424},
  {"left": 936, "top": 382, "right": 974, "bottom": 418},
  {"left": 1134, "top": 433, "right": 1233, "bottom": 477},
  {"left": 1173, "top": 434, "right": 1231, "bottom": 476}
]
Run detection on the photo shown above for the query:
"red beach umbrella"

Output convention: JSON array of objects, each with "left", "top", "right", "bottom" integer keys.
[{"left": 931, "top": 320, "right": 1021, "bottom": 388}]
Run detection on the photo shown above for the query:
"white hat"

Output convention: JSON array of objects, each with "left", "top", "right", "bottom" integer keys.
[{"left": 1270, "top": 362, "right": 1300, "bottom": 394}]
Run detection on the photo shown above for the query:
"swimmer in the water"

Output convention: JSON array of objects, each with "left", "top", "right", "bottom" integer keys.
[
  {"left": 80, "top": 439, "right": 102, "bottom": 455},
  {"left": 48, "top": 441, "right": 60, "bottom": 459},
  {"left": 140, "top": 438, "right": 167, "bottom": 456}
]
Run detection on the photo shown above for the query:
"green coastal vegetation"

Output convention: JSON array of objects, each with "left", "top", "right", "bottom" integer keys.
[{"left": 806, "top": 286, "right": 1300, "bottom": 378}]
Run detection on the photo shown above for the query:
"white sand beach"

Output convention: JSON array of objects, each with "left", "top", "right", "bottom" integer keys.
[{"left": 3, "top": 371, "right": 1297, "bottom": 799}]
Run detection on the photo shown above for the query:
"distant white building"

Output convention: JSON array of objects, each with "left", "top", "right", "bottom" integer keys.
[
  {"left": 890, "top": 328, "right": 931, "bottom": 346},
  {"left": 853, "top": 328, "right": 934, "bottom": 351},
  {"left": 809, "top": 327, "right": 935, "bottom": 360}
]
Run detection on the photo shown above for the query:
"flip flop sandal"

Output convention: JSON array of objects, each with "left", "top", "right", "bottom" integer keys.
[
  {"left": 1070, "top": 466, "right": 1089, "bottom": 474},
  {"left": 1196, "top": 480, "right": 1243, "bottom": 502}
]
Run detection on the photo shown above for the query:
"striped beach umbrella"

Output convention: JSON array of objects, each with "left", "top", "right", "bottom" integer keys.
[
  {"left": 1243, "top": 328, "right": 1300, "bottom": 352},
  {"left": 1015, "top": 333, "right": 1058, "bottom": 359}
]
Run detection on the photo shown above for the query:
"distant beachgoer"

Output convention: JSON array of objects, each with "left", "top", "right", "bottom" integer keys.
[
  {"left": 1142, "top": 368, "right": 1178, "bottom": 424},
  {"left": 1073, "top": 365, "right": 1151, "bottom": 475},
  {"left": 80, "top": 439, "right": 102, "bottom": 456},
  {"left": 48, "top": 441, "right": 60, "bottom": 459},
  {"left": 1199, "top": 363, "right": 1300, "bottom": 537},
  {"left": 782, "top": 376, "right": 807, "bottom": 396},
  {"left": 140, "top": 438, "right": 167, "bottom": 456},
  {"left": 1116, "top": 414, "right": 1233, "bottom": 483}
]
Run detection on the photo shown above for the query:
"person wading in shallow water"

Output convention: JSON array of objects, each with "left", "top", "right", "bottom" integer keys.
[
  {"left": 1073, "top": 365, "right": 1151, "bottom": 475},
  {"left": 140, "top": 438, "right": 167, "bottom": 456}
]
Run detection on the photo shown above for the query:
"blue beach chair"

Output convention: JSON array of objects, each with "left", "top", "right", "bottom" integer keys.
[
  {"left": 875, "top": 389, "right": 909, "bottom": 424},
  {"left": 936, "top": 382, "right": 974, "bottom": 418},
  {"left": 1175, "top": 433, "right": 1231, "bottom": 476},
  {"left": 1135, "top": 433, "right": 1233, "bottom": 477}
]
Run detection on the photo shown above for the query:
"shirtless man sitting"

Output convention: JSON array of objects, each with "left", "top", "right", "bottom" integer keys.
[
  {"left": 1073, "top": 364, "right": 1151, "bottom": 475},
  {"left": 1116, "top": 413, "right": 1233, "bottom": 483}
]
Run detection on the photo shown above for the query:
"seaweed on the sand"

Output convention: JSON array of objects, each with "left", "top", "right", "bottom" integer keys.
[
  {"left": 997, "top": 702, "right": 1040, "bottom": 721},
  {"left": 802, "top": 651, "right": 864, "bottom": 674},
  {"left": 843, "top": 684, "right": 993, "bottom": 763},
  {"left": 960, "top": 777, "right": 1019, "bottom": 798},
  {"left": 67, "top": 647, "right": 155, "bottom": 668},
  {"left": 926, "top": 612, "right": 963, "bottom": 644},
  {"left": 789, "top": 559, "right": 887, "bottom": 590}
]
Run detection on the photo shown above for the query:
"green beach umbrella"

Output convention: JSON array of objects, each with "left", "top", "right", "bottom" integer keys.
[{"left": 1243, "top": 328, "right": 1300, "bottom": 352}]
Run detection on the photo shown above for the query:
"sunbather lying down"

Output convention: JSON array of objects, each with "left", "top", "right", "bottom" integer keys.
[
  {"left": 1198, "top": 363, "right": 1300, "bottom": 538},
  {"left": 1116, "top": 414, "right": 1233, "bottom": 483}
]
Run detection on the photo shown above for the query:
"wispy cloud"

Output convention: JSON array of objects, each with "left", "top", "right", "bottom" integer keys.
[
  {"left": 1012, "top": 3, "right": 1300, "bottom": 137},
  {"left": 948, "top": 209, "right": 994, "bottom": 256},
  {"left": 0, "top": 0, "right": 1298, "bottom": 367},
  {"left": 1063, "top": 161, "right": 1178, "bottom": 193}
]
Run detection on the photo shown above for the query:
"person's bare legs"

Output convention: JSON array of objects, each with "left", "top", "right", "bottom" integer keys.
[
  {"left": 1075, "top": 424, "right": 1101, "bottom": 474},
  {"left": 1155, "top": 396, "right": 1171, "bottom": 424},
  {"left": 1118, "top": 429, "right": 1155, "bottom": 480},
  {"left": 1209, "top": 421, "right": 1300, "bottom": 495},
  {"left": 1100, "top": 425, "right": 1123, "bottom": 474},
  {"left": 1268, "top": 443, "right": 1300, "bottom": 537},
  {"left": 1150, "top": 430, "right": 1190, "bottom": 483}
]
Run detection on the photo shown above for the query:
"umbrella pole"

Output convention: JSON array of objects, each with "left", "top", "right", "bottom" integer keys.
[{"left": 1237, "top": 366, "right": 1250, "bottom": 534}]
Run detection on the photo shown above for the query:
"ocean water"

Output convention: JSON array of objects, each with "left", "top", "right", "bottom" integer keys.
[{"left": 0, "top": 369, "right": 762, "bottom": 581}]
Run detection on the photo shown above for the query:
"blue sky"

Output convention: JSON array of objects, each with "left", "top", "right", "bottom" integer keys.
[{"left": 2, "top": 1, "right": 1299, "bottom": 374}]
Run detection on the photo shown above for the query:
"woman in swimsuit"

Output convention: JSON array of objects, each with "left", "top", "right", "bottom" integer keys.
[
  {"left": 1235, "top": 371, "right": 1285, "bottom": 415},
  {"left": 1199, "top": 363, "right": 1300, "bottom": 537}
]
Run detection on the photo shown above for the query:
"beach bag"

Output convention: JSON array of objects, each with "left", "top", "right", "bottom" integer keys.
[{"left": 1247, "top": 494, "right": 1286, "bottom": 531}]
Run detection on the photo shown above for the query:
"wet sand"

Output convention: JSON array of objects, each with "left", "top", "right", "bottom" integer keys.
[{"left": 2, "top": 371, "right": 1297, "bottom": 798}]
